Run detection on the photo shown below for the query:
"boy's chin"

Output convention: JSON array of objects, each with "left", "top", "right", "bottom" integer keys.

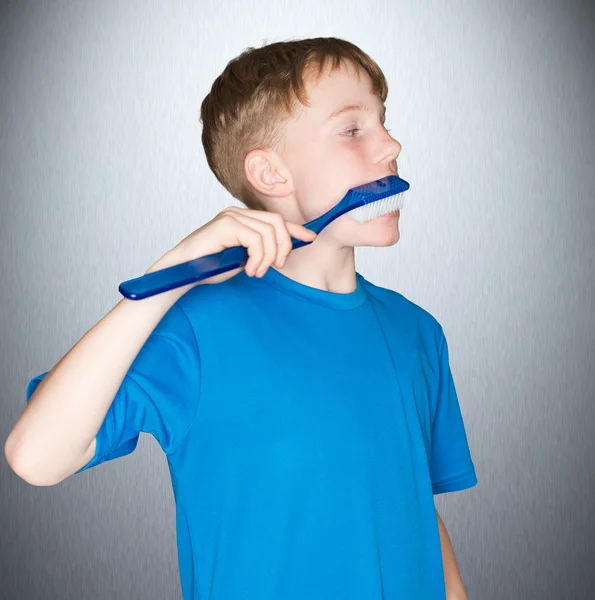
[
  {"left": 340, "top": 228, "right": 401, "bottom": 248},
  {"left": 356, "top": 216, "right": 401, "bottom": 246},
  {"left": 362, "top": 231, "right": 401, "bottom": 247}
]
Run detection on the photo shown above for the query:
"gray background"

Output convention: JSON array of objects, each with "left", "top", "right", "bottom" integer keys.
[{"left": 2, "top": 1, "right": 594, "bottom": 598}]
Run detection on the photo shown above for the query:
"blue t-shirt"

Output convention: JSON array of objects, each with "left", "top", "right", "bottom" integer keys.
[{"left": 26, "top": 267, "right": 477, "bottom": 599}]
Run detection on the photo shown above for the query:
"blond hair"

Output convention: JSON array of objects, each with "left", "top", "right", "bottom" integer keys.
[{"left": 199, "top": 37, "right": 389, "bottom": 210}]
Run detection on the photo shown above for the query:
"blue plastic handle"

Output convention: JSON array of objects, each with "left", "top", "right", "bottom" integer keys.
[
  {"left": 119, "top": 175, "right": 409, "bottom": 300},
  {"left": 120, "top": 245, "right": 257, "bottom": 300}
]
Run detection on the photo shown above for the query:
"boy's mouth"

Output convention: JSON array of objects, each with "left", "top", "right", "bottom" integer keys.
[{"left": 380, "top": 210, "right": 400, "bottom": 219}]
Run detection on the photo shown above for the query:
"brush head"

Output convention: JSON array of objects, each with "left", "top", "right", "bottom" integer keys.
[
  {"left": 345, "top": 175, "right": 409, "bottom": 223},
  {"left": 348, "top": 191, "right": 406, "bottom": 223},
  {"left": 297, "top": 175, "right": 410, "bottom": 243}
]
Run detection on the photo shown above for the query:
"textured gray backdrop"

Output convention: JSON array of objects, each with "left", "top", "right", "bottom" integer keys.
[{"left": 1, "top": 1, "right": 594, "bottom": 598}]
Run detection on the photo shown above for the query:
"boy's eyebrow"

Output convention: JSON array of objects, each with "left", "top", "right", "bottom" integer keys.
[{"left": 324, "top": 103, "right": 386, "bottom": 123}]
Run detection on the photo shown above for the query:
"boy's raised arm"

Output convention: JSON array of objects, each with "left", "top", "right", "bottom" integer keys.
[
  {"left": 4, "top": 250, "right": 195, "bottom": 486},
  {"left": 5, "top": 207, "right": 317, "bottom": 487}
]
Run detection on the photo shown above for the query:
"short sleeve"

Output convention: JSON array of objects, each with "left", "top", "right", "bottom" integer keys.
[
  {"left": 429, "top": 328, "right": 478, "bottom": 495},
  {"left": 25, "top": 301, "right": 201, "bottom": 474}
]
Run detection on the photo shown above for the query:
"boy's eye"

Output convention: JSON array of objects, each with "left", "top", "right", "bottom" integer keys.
[
  {"left": 342, "top": 125, "right": 392, "bottom": 138},
  {"left": 343, "top": 128, "right": 360, "bottom": 137}
]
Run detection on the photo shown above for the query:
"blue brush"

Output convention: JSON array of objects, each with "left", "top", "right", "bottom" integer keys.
[{"left": 119, "top": 174, "right": 409, "bottom": 300}]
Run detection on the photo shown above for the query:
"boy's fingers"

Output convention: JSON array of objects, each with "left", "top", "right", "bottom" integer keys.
[
  {"left": 223, "top": 213, "right": 278, "bottom": 275},
  {"left": 218, "top": 207, "right": 317, "bottom": 275},
  {"left": 285, "top": 221, "right": 317, "bottom": 239},
  {"left": 222, "top": 207, "right": 316, "bottom": 239}
]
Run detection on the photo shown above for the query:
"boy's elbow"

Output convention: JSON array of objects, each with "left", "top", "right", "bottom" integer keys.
[
  {"left": 5, "top": 438, "right": 62, "bottom": 487},
  {"left": 18, "top": 470, "right": 62, "bottom": 487},
  {"left": 6, "top": 455, "right": 58, "bottom": 487},
  {"left": 10, "top": 462, "right": 65, "bottom": 487}
]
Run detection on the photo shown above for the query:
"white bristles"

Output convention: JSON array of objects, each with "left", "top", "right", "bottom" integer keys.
[{"left": 348, "top": 192, "right": 406, "bottom": 223}]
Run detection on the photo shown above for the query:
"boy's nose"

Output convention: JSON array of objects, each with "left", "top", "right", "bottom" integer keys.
[{"left": 377, "top": 142, "right": 401, "bottom": 172}]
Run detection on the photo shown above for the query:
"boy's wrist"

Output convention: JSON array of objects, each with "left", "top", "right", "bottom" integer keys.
[
  {"left": 141, "top": 249, "right": 202, "bottom": 299},
  {"left": 145, "top": 248, "right": 187, "bottom": 275}
]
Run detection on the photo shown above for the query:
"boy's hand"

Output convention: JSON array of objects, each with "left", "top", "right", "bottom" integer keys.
[{"left": 149, "top": 206, "right": 317, "bottom": 285}]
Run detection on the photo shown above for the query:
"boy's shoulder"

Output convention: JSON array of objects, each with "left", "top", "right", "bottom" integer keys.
[{"left": 357, "top": 273, "right": 444, "bottom": 339}]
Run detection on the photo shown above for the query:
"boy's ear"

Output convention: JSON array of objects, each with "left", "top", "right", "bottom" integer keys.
[{"left": 244, "top": 149, "right": 291, "bottom": 198}]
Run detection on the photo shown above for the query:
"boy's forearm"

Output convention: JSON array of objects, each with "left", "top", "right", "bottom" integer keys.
[
  {"left": 5, "top": 251, "right": 193, "bottom": 486},
  {"left": 437, "top": 509, "right": 468, "bottom": 600}
]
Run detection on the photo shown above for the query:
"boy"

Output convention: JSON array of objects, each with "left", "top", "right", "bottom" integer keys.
[{"left": 6, "top": 37, "right": 478, "bottom": 599}]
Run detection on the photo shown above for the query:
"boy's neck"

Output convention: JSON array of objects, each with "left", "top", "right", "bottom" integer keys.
[{"left": 273, "top": 244, "right": 357, "bottom": 294}]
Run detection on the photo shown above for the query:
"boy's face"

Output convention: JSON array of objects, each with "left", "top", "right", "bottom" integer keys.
[{"left": 247, "top": 60, "right": 403, "bottom": 249}]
